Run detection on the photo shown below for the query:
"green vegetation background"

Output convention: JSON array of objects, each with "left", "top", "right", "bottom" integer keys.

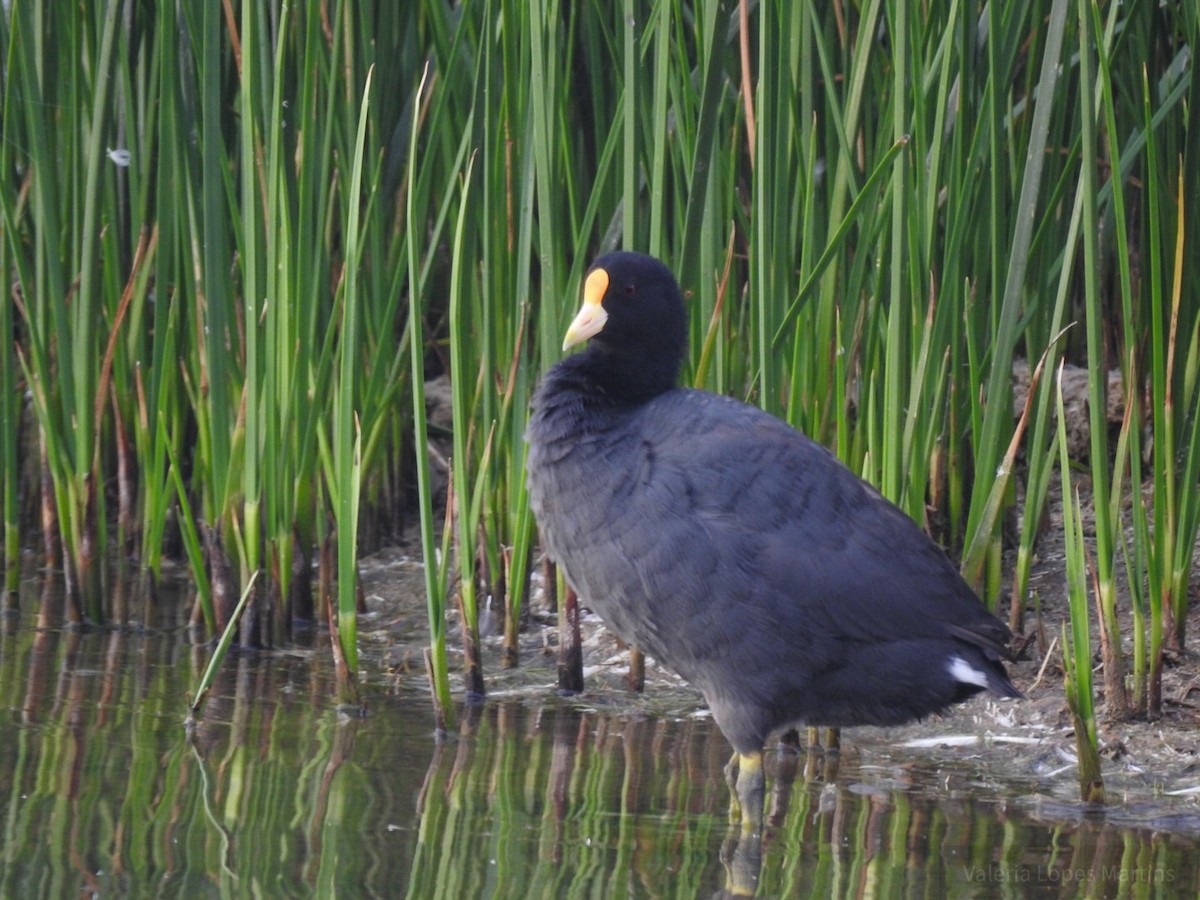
[{"left": 1, "top": 1, "right": 1198, "bottom": 746}]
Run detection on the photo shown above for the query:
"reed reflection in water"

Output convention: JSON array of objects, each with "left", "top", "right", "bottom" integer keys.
[{"left": 1, "top": 579, "right": 1198, "bottom": 897}]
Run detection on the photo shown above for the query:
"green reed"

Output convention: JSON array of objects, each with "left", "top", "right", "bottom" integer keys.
[
  {"left": 1081, "top": 0, "right": 1129, "bottom": 718},
  {"left": 1056, "top": 363, "right": 1104, "bottom": 804},
  {"left": 0, "top": 230, "right": 15, "bottom": 597},
  {"left": 405, "top": 62, "right": 454, "bottom": 732}
]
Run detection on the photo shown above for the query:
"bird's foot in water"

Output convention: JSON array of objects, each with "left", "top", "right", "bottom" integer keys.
[
  {"left": 722, "top": 751, "right": 765, "bottom": 896},
  {"left": 719, "top": 821, "right": 763, "bottom": 897},
  {"left": 724, "top": 750, "right": 765, "bottom": 835}
]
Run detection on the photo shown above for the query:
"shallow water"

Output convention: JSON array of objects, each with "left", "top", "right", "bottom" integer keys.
[{"left": 2, "top": 574, "right": 1199, "bottom": 898}]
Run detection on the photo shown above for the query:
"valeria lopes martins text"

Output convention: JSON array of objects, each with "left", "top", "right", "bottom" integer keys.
[{"left": 963, "top": 864, "right": 1175, "bottom": 885}]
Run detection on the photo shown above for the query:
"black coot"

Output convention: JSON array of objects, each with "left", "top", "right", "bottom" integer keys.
[{"left": 525, "top": 251, "right": 1020, "bottom": 815}]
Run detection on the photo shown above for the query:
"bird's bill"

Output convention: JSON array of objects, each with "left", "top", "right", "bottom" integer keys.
[{"left": 562, "top": 267, "right": 610, "bottom": 350}]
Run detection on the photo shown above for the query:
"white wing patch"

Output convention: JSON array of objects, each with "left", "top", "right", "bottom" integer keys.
[{"left": 947, "top": 655, "right": 990, "bottom": 689}]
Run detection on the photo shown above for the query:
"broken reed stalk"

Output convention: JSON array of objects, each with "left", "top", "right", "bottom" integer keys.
[
  {"left": 626, "top": 648, "right": 646, "bottom": 694},
  {"left": 556, "top": 582, "right": 584, "bottom": 695},
  {"left": 187, "top": 571, "right": 261, "bottom": 718},
  {"left": 326, "top": 587, "right": 361, "bottom": 710}
]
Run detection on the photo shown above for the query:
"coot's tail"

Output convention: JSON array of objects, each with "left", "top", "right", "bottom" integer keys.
[{"left": 947, "top": 623, "right": 1023, "bottom": 699}]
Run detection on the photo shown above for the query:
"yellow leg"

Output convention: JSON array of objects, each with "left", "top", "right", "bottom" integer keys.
[
  {"left": 724, "top": 750, "right": 765, "bottom": 833},
  {"left": 722, "top": 750, "right": 765, "bottom": 896}
]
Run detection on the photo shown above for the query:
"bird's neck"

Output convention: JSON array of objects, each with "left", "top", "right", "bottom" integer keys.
[{"left": 559, "top": 345, "right": 680, "bottom": 406}]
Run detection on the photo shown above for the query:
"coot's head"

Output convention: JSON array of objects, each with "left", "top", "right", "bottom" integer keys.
[{"left": 561, "top": 252, "right": 687, "bottom": 398}]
